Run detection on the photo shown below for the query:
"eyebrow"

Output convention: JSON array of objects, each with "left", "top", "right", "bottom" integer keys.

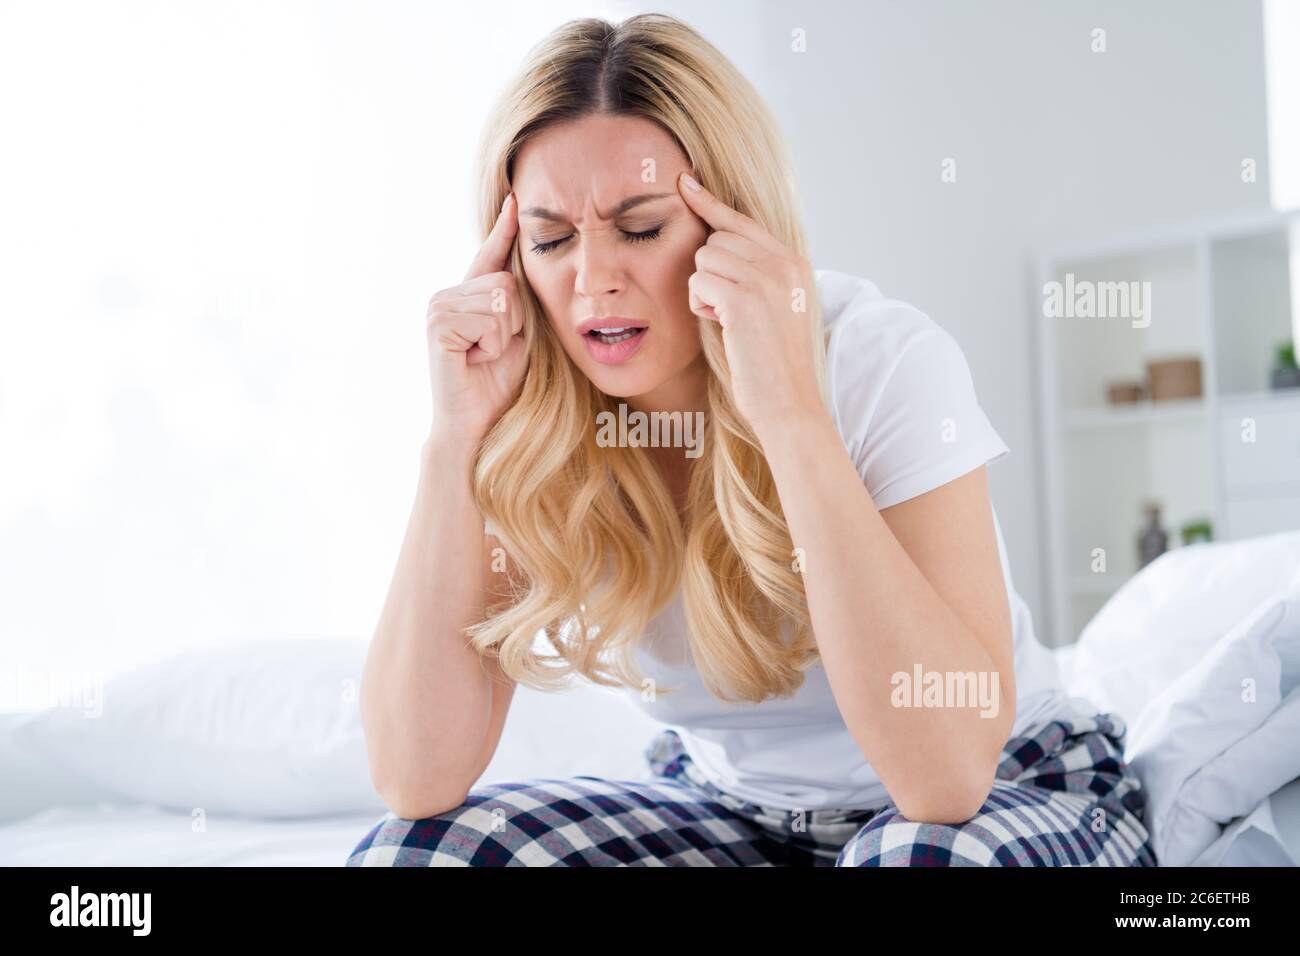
[{"left": 519, "top": 192, "right": 674, "bottom": 223}]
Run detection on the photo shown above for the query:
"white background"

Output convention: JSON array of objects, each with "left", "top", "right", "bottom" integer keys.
[{"left": 0, "top": 0, "right": 1295, "bottom": 710}]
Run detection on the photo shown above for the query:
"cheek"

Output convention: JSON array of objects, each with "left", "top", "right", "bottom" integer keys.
[
  {"left": 666, "top": 240, "right": 706, "bottom": 319},
  {"left": 521, "top": 256, "right": 547, "bottom": 294},
  {"left": 647, "top": 250, "right": 706, "bottom": 347},
  {"left": 521, "top": 260, "right": 566, "bottom": 320},
  {"left": 649, "top": 238, "right": 702, "bottom": 296},
  {"left": 673, "top": 231, "right": 704, "bottom": 270}
]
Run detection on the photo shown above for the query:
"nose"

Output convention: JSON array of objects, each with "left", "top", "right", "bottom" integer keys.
[{"left": 573, "top": 232, "right": 625, "bottom": 299}]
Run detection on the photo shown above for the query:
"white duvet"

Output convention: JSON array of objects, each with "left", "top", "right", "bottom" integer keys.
[
  {"left": 1066, "top": 529, "right": 1300, "bottom": 867},
  {"left": 5, "top": 531, "right": 1300, "bottom": 867}
]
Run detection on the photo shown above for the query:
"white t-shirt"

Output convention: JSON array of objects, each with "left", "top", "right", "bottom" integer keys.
[{"left": 487, "top": 268, "right": 1088, "bottom": 811}]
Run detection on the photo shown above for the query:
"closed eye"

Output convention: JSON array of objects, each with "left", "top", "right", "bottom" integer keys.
[{"left": 530, "top": 226, "right": 663, "bottom": 256}]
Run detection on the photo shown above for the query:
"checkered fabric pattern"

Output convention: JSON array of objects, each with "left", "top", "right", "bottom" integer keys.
[{"left": 345, "top": 711, "right": 1157, "bottom": 867}]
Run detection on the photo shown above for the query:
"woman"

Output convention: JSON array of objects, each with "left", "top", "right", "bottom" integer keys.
[{"left": 347, "top": 13, "right": 1156, "bottom": 867}]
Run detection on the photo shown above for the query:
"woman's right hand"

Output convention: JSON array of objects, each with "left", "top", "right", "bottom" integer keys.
[{"left": 425, "top": 192, "right": 529, "bottom": 451}]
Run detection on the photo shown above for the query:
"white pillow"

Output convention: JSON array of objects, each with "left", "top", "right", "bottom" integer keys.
[
  {"left": 1067, "top": 529, "right": 1300, "bottom": 730},
  {"left": 11, "top": 637, "right": 387, "bottom": 819},
  {"left": 1125, "top": 586, "right": 1300, "bottom": 865}
]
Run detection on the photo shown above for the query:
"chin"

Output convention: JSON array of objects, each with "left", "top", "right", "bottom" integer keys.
[{"left": 584, "top": 366, "right": 669, "bottom": 400}]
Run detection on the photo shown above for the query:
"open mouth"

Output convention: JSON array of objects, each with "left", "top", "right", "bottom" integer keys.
[
  {"left": 586, "top": 327, "right": 647, "bottom": 345},
  {"left": 582, "top": 323, "right": 649, "bottom": 364}
]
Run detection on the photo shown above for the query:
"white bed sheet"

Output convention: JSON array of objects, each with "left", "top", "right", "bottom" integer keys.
[
  {"left": 6, "top": 783, "right": 1298, "bottom": 867},
  {"left": 0, "top": 802, "right": 383, "bottom": 867},
  {"left": 3, "top": 641, "right": 1297, "bottom": 867}
]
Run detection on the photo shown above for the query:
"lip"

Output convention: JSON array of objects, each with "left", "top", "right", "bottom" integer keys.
[
  {"left": 577, "top": 316, "right": 649, "bottom": 336},
  {"left": 580, "top": 318, "right": 649, "bottom": 365}
]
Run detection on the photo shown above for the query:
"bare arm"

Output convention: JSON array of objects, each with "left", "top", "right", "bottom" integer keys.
[
  {"left": 759, "top": 413, "right": 1015, "bottom": 825},
  {"left": 362, "top": 189, "right": 527, "bottom": 819},
  {"left": 359, "top": 435, "right": 522, "bottom": 819}
]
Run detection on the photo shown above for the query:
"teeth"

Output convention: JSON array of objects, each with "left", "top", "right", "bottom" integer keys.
[
  {"left": 595, "top": 327, "right": 628, "bottom": 334},
  {"left": 592, "top": 328, "right": 641, "bottom": 345}
]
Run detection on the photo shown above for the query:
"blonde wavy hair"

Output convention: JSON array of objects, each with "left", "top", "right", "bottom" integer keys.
[{"left": 464, "top": 13, "right": 831, "bottom": 704}]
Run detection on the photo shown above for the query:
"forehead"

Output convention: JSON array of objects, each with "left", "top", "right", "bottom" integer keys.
[{"left": 512, "top": 114, "right": 688, "bottom": 217}]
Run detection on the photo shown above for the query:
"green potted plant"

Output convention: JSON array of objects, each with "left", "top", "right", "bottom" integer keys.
[
  {"left": 1272, "top": 340, "right": 1300, "bottom": 390},
  {"left": 1179, "top": 518, "right": 1213, "bottom": 546}
]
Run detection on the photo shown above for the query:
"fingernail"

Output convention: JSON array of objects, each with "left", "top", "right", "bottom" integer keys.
[
  {"left": 501, "top": 192, "right": 512, "bottom": 212},
  {"left": 681, "top": 173, "right": 701, "bottom": 191}
]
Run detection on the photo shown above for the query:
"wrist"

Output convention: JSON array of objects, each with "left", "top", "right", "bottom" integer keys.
[
  {"left": 751, "top": 402, "right": 836, "bottom": 451},
  {"left": 756, "top": 411, "right": 849, "bottom": 496},
  {"left": 421, "top": 429, "right": 481, "bottom": 471}
]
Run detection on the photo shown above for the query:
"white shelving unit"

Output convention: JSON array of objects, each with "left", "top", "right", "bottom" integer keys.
[{"left": 1035, "top": 207, "right": 1300, "bottom": 647}]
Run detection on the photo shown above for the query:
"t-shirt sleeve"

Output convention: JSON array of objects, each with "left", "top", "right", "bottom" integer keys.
[{"left": 835, "top": 319, "right": 1009, "bottom": 511}]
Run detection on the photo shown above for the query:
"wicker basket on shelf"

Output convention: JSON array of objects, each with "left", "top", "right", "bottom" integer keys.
[{"left": 1146, "top": 357, "right": 1202, "bottom": 400}]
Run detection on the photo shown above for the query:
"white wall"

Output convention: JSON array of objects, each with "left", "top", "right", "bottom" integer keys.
[
  {"left": 0, "top": 1, "right": 1275, "bottom": 707},
  {"left": 0, "top": 0, "right": 628, "bottom": 710},
  {"left": 634, "top": 0, "right": 1274, "bottom": 644}
]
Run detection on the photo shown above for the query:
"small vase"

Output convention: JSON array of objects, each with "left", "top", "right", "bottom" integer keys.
[
  {"left": 1138, "top": 503, "right": 1168, "bottom": 570},
  {"left": 1271, "top": 366, "right": 1300, "bottom": 390}
]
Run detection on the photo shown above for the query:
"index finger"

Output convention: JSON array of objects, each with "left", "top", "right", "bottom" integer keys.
[
  {"left": 463, "top": 192, "right": 519, "bottom": 282},
  {"left": 676, "top": 172, "right": 785, "bottom": 256}
]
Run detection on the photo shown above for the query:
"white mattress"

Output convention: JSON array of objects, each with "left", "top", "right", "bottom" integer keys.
[
  {"left": 2, "top": 640, "right": 1297, "bottom": 867},
  {"left": 0, "top": 802, "right": 383, "bottom": 867},
  {"left": 4, "top": 785, "right": 1297, "bottom": 867}
]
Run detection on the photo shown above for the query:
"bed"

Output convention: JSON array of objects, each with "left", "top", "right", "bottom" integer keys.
[
  {"left": 4, "top": 530, "right": 1300, "bottom": 867},
  {"left": 0, "top": 641, "right": 670, "bottom": 867},
  {"left": 0, "top": 802, "right": 383, "bottom": 867}
]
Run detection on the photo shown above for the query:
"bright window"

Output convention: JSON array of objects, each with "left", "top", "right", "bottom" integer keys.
[{"left": 0, "top": 0, "right": 626, "bottom": 712}]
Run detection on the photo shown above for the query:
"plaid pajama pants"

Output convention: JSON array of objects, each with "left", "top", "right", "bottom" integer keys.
[{"left": 345, "top": 711, "right": 1158, "bottom": 867}]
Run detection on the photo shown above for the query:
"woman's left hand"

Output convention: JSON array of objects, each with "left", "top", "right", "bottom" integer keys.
[{"left": 676, "top": 171, "right": 826, "bottom": 440}]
